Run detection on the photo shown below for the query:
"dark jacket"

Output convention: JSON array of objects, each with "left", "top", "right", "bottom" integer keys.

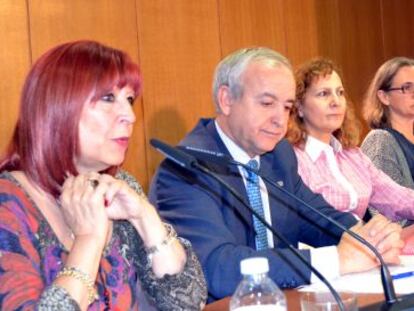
[{"left": 149, "top": 118, "right": 357, "bottom": 301}]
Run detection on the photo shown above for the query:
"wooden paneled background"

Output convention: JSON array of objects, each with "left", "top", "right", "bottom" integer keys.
[{"left": 1, "top": 0, "right": 414, "bottom": 191}]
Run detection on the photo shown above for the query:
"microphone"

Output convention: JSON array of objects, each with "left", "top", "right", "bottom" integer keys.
[
  {"left": 181, "top": 145, "right": 414, "bottom": 310},
  {"left": 151, "top": 139, "right": 197, "bottom": 168},
  {"left": 178, "top": 145, "right": 235, "bottom": 165},
  {"left": 150, "top": 139, "right": 346, "bottom": 310}
]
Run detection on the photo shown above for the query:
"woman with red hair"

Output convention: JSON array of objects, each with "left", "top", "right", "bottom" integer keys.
[{"left": 0, "top": 40, "right": 206, "bottom": 310}]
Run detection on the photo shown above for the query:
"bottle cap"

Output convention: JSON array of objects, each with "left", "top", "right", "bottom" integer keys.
[{"left": 240, "top": 257, "right": 269, "bottom": 275}]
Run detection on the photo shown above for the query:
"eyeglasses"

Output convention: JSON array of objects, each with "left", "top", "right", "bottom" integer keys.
[{"left": 386, "top": 83, "right": 414, "bottom": 94}]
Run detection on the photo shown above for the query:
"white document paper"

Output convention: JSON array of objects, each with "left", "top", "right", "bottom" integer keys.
[{"left": 300, "top": 256, "right": 414, "bottom": 294}]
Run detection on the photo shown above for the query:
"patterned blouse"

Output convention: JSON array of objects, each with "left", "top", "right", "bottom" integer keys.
[{"left": 0, "top": 171, "right": 207, "bottom": 310}]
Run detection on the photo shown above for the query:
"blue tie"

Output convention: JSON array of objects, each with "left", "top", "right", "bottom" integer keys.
[{"left": 245, "top": 159, "right": 268, "bottom": 251}]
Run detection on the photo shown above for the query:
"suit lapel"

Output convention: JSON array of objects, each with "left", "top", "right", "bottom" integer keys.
[
  {"left": 202, "top": 120, "right": 254, "bottom": 227},
  {"left": 260, "top": 152, "right": 290, "bottom": 242}
]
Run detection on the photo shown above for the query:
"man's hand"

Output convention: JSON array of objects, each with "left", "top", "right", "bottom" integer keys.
[
  {"left": 401, "top": 224, "right": 414, "bottom": 255},
  {"left": 338, "top": 214, "right": 404, "bottom": 275}
]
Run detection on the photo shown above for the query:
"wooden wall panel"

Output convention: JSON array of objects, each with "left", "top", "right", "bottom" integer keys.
[
  {"left": 283, "top": 0, "right": 320, "bottom": 66},
  {"left": 27, "top": 0, "right": 148, "bottom": 188},
  {"left": 336, "top": 0, "right": 384, "bottom": 137},
  {"left": 0, "top": 1, "right": 30, "bottom": 154},
  {"left": 284, "top": 0, "right": 343, "bottom": 67},
  {"left": 381, "top": 0, "right": 414, "bottom": 59},
  {"left": 2, "top": 0, "right": 414, "bottom": 187},
  {"left": 28, "top": 0, "right": 139, "bottom": 59},
  {"left": 136, "top": 0, "right": 220, "bottom": 177},
  {"left": 217, "top": 0, "right": 286, "bottom": 57},
  {"left": 313, "top": 0, "right": 342, "bottom": 62}
]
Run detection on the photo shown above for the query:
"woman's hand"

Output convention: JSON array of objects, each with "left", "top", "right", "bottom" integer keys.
[
  {"left": 60, "top": 173, "right": 110, "bottom": 246},
  {"left": 88, "top": 174, "right": 187, "bottom": 276},
  {"left": 401, "top": 224, "right": 414, "bottom": 255},
  {"left": 97, "top": 174, "right": 153, "bottom": 222},
  {"left": 57, "top": 173, "right": 114, "bottom": 309}
]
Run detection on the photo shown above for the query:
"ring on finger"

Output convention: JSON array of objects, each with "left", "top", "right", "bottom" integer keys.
[{"left": 88, "top": 178, "right": 99, "bottom": 189}]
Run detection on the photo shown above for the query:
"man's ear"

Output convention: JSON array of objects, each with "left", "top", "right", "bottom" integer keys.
[
  {"left": 377, "top": 90, "right": 390, "bottom": 106},
  {"left": 217, "top": 86, "right": 233, "bottom": 116}
]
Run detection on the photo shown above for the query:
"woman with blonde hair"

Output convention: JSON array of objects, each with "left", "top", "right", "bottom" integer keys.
[
  {"left": 361, "top": 57, "right": 414, "bottom": 252},
  {"left": 287, "top": 58, "right": 414, "bottom": 253},
  {"left": 361, "top": 58, "right": 414, "bottom": 219}
]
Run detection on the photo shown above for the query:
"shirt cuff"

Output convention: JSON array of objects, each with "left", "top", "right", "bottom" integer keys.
[{"left": 310, "top": 246, "right": 340, "bottom": 283}]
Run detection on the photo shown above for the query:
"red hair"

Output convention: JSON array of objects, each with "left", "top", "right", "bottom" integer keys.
[
  {"left": 287, "top": 58, "right": 360, "bottom": 148},
  {"left": 0, "top": 40, "right": 141, "bottom": 197}
]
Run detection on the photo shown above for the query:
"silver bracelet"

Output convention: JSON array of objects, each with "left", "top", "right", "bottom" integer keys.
[{"left": 146, "top": 223, "right": 178, "bottom": 263}]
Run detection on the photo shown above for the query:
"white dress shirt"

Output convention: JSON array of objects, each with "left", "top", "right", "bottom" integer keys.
[
  {"left": 305, "top": 135, "right": 359, "bottom": 213},
  {"left": 215, "top": 121, "right": 274, "bottom": 248}
]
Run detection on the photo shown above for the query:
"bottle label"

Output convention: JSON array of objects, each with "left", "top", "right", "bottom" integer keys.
[{"left": 232, "top": 305, "right": 286, "bottom": 311}]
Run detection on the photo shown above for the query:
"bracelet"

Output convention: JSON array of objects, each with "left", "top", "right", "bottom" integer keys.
[
  {"left": 146, "top": 223, "right": 178, "bottom": 262},
  {"left": 56, "top": 266, "right": 98, "bottom": 304}
]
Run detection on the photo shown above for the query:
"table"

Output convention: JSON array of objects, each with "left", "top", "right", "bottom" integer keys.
[{"left": 203, "top": 290, "right": 384, "bottom": 310}]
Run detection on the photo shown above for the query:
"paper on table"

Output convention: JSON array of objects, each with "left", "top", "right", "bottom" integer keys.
[{"left": 299, "top": 256, "right": 414, "bottom": 294}]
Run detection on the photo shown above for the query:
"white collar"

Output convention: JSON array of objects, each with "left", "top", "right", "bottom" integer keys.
[
  {"left": 304, "top": 135, "right": 343, "bottom": 162},
  {"left": 214, "top": 120, "right": 260, "bottom": 167}
]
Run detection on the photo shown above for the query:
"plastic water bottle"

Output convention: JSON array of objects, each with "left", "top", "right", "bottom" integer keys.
[{"left": 230, "top": 257, "right": 287, "bottom": 311}]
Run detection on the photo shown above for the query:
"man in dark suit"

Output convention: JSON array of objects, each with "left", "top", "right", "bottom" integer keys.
[{"left": 149, "top": 47, "right": 402, "bottom": 301}]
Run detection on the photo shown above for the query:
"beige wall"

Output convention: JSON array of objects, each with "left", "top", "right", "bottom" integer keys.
[{"left": 1, "top": 0, "right": 414, "bottom": 190}]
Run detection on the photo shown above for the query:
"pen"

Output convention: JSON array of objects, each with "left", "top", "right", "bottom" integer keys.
[{"left": 392, "top": 271, "right": 414, "bottom": 280}]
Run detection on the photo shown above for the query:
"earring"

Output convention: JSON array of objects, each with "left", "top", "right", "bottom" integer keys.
[{"left": 298, "top": 110, "right": 304, "bottom": 118}]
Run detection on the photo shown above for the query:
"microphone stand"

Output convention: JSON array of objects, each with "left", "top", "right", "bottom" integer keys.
[
  {"left": 190, "top": 161, "right": 347, "bottom": 311},
  {"left": 179, "top": 143, "right": 414, "bottom": 309},
  {"left": 234, "top": 160, "right": 414, "bottom": 311},
  {"left": 151, "top": 139, "right": 347, "bottom": 310}
]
